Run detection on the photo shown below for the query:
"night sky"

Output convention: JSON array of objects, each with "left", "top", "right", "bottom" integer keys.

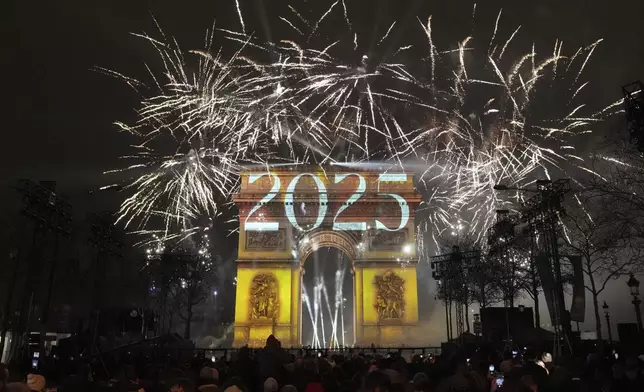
[{"left": 4, "top": 0, "right": 644, "bottom": 341}]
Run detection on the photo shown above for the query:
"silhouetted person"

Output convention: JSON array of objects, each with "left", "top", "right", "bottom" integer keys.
[
  {"left": 0, "top": 364, "right": 7, "bottom": 392},
  {"left": 364, "top": 370, "right": 391, "bottom": 392}
]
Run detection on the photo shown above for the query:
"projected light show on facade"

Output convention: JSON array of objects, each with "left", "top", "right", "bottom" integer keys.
[{"left": 233, "top": 166, "right": 421, "bottom": 347}]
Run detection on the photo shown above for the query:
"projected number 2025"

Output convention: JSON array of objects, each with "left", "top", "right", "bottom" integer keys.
[{"left": 244, "top": 173, "right": 409, "bottom": 233}]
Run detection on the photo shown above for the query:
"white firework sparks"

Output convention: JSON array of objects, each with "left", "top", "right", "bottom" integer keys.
[
  {"left": 104, "top": 2, "right": 614, "bottom": 246},
  {"left": 406, "top": 14, "right": 608, "bottom": 248}
]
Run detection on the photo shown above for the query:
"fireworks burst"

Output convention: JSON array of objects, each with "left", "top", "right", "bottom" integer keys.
[
  {"left": 104, "top": 1, "right": 614, "bottom": 246},
  {"left": 410, "top": 13, "right": 607, "bottom": 247}
]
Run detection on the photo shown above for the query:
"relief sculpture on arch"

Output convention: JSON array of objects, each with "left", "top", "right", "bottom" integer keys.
[
  {"left": 250, "top": 273, "right": 280, "bottom": 320},
  {"left": 374, "top": 270, "right": 406, "bottom": 320}
]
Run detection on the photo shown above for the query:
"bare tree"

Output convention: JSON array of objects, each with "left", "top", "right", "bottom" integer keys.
[
  {"left": 488, "top": 246, "right": 534, "bottom": 309},
  {"left": 144, "top": 234, "right": 217, "bottom": 339},
  {"left": 434, "top": 232, "right": 505, "bottom": 332},
  {"left": 587, "top": 137, "right": 644, "bottom": 238},
  {"left": 466, "top": 254, "right": 503, "bottom": 309},
  {"left": 171, "top": 259, "right": 213, "bottom": 339},
  {"left": 146, "top": 252, "right": 181, "bottom": 335},
  {"left": 560, "top": 191, "right": 643, "bottom": 340}
]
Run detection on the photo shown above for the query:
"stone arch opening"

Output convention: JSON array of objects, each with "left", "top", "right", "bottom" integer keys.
[
  {"left": 296, "top": 229, "right": 359, "bottom": 264},
  {"left": 299, "top": 246, "right": 354, "bottom": 348},
  {"left": 296, "top": 229, "right": 359, "bottom": 347}
]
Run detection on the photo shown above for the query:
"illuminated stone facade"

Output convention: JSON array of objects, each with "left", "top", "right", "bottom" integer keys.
[{"left": 233, "top": 166, "right": 421, "bottom": 347}]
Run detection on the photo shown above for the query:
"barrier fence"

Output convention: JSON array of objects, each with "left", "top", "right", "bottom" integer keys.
[{"left": 91, "top": 346, "right": 442, "bottom": 362}]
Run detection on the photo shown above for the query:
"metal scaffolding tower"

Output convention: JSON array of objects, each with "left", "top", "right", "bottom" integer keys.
[
  {"left": 6, "top": 180, "right": 72, "bottom": 360},
  {"left": 491, "top": 179, "right": 572, "bottom": 356}
]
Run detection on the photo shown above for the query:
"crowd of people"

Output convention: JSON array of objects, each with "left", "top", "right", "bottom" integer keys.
[{"left": 1, "top": 335, "right": 643, "bottom": 392}]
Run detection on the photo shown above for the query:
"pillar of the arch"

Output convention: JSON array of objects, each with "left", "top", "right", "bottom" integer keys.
[
  {"left": 353, "top": 267, "right": 363, "bottom": 345},
  {"left": 354, "top": 263, "right": 419, "bottom": 347},
  {"left": 233, "top": 262, "right": 300, "bottom": 348},
  {"left": 292, "top": 267, "right": 302, "bottom": 345}
]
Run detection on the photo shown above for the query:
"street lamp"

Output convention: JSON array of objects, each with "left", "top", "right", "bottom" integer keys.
[
  {"left": 602, "top": 301, "right": 613, "bottom": 344},
  {"left": 626, "top": 274, "right": 642, "bottom": 331}
]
